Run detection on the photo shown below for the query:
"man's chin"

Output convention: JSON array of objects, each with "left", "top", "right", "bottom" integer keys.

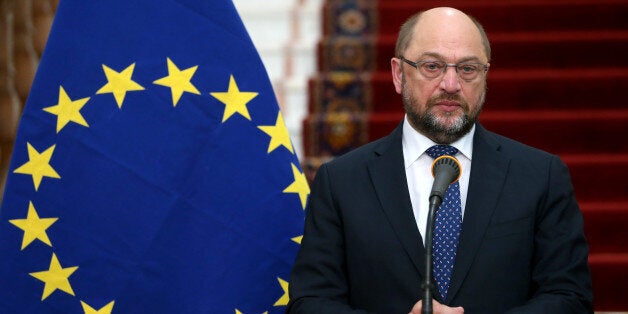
[
  {"left": 422, "top": 114, "right": 474, "bottom": 144},
  {"left": 432, "top": 114, "right": 465, "bottom": 130},
  {"left": 405, "top": 99, "right": 479, "bottom": 143}
]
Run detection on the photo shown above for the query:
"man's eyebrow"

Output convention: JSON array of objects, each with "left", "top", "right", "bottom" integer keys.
[
  {"left": 416, "top": 52, "right": 444, "bottom": 60},
  {"left": 415, "top": 52, "right": 484, "bottom": 63},
  {"left": 457, "top": 56, "right": 484, "bottom": 63}
]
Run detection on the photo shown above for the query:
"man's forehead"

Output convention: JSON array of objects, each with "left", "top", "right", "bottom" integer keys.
[{"left": 407, "top": 10, "right": 486, "bottom": 61}]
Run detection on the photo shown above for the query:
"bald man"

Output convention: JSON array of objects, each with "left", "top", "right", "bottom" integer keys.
[{"left": 287, "top": 7, "right": 592, "bottom": 314}]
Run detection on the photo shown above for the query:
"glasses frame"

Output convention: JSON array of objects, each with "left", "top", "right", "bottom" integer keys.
[{"left": 399, "top": 56, "right": 489, "bottom": 82}]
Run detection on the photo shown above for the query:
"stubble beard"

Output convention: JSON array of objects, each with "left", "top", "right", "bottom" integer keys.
[{"left": 402, "top": 75, "right": 486, "bottom": 144}]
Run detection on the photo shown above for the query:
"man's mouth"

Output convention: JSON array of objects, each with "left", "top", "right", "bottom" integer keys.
[{"left": 434, "top": 100, "right": 461, "bottom": 112}]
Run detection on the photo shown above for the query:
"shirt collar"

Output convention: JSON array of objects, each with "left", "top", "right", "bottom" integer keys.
[{"left": 402, "top": 115, "right": 475, "bottom": 169}]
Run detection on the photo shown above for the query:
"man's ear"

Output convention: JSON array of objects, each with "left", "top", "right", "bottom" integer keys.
[{"left": 391, "top": 57, "right": 403, "bottom": 94}]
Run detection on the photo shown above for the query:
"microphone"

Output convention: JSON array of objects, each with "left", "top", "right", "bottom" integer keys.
[
  {"left": 422, "top": 155, "right": 461, "bottom": 314},
  {"left": 429, "top": 155, "right": 462, "bottom": 202}
]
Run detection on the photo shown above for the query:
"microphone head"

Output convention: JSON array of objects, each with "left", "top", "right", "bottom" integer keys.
[
  {"left": 431, "top": 155, "right": 462, "bottom": 183},
  {"left": 429, "top": 155, "right": 462, "bottom": 200}
]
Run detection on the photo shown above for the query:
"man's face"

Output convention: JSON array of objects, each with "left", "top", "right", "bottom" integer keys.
[{"left": 392, "top": 9, "right": 489, "bottom": 144}]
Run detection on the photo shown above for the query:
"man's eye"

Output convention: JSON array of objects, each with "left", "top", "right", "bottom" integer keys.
[
  {"left": 459, "top": 64, "right": 478, "bottom": 73},
  {"left": 422, "top": 62, "right": 442, "bottom": 71}
]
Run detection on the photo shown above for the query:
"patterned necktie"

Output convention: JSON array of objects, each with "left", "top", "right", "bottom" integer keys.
[{"left": 425, "top": 145, "right": 462, "bottom": 301}]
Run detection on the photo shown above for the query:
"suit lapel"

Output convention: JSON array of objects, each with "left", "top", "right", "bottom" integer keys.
[
  {"left": 367, "top": 124, "right": 426, "bottom": 278},
  {"left": 446, "top": 124, "right": 511, "bottom": 302}
]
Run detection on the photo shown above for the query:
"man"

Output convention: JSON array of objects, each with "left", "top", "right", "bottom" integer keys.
[{"left": 287, "top": 7, "right": 592, "bottom": 314}]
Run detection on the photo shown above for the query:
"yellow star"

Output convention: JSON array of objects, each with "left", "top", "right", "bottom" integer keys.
[
  {"left": 291, "top": 235, "right": 303, "bottom": 245},
  {"left": 43, "top": 86, "right": 90, "bottom": 133},
  {"left": 283, "top": 163, "right": 310, "bottom": 209},
  {"left": 153, "top": 58, "right": 200, "bottom": 107},
  {"left": 210, "top": 75, "right": 258, "bottom": 122},
  {"left": 258, "top": 112, "right": 294, "bottom": 154},
  {"left": 81, "top": 300, "right": 115, "bottom": 314},
  {"left": 274, "top": 277, "right": 289, "bottom": 306},
  {"left": 29, "top": 253, "right": 78, "bottom": 300},
  {"left": 9, "top": 201, "right": 58, "bottom": 250},
  {"left": 96, "top": 63, "right": 145, "bottom": 108},
  {"left": 13, "top": 143, "right": 61, "bottom": 191},
  {"left": 235, "top": 310, "right": 268, "bottom": 314}
]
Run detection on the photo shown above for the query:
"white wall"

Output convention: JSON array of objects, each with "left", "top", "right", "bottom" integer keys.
[{"left": 232, "top": 0, "right": 323, "bottom": 160}]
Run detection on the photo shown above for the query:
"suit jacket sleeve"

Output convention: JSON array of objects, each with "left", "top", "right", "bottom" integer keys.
[
  {"left": 505, "top": 155, "right": 593, "bottom": 313},
  {"left": 286, "top": 163, "right": 373, "bottom": 314}
]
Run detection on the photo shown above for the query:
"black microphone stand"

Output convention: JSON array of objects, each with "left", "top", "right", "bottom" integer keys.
[
  {"left": 422, "top": 195, "right": 443, "bottom": 314},
  {"left": 421, "top": 155, "right": 461, "bottom": 314}
]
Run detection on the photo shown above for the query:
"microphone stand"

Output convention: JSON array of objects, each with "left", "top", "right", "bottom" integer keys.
[
  {"left": 422, "top": 195, "right": 442, "bottom": 314},
  {"left": 422, "top": 154, "right": 461, "bottom": 314}
]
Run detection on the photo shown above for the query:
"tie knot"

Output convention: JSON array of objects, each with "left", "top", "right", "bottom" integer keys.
[{"left": 426, "top": 145, "right": 459, "bottom": 159}]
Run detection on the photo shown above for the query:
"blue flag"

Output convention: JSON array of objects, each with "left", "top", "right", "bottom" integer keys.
[{"left": 0, "top": 0, "right": 308, "bottom": 313}]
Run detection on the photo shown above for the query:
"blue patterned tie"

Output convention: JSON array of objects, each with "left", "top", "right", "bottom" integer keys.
[{"left": 426, "top": 145, "right": 462, "bottom": 300}]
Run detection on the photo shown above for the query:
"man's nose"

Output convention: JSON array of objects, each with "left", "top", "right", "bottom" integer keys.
[{"left": 439, "top": 66, "right": 461, "bottom": 93}]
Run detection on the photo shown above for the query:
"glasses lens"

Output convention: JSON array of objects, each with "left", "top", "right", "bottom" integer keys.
[
  {"left": 457, "top": 64, "right": 481, "bottom": 80},
  {"left": 418, "top": 61, "right": 445, "bottom": 78}
]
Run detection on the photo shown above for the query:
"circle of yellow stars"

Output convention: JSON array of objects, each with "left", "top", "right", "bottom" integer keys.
[{"left": 9, "top": 57, "right": 310, "bottom": 313}]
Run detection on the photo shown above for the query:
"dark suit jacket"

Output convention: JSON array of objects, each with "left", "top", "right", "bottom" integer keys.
[{"left": 287, "top": 123, "right": 592, "bottom": 314}]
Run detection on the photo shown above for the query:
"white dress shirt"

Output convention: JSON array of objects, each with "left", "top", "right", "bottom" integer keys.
[{"left": 401, "top": 115, "right": 474, "bottom": 245}]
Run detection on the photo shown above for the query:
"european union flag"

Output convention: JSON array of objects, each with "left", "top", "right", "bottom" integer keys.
[{"left": 0, "top": 0, "right": 308, "bottom": 313}]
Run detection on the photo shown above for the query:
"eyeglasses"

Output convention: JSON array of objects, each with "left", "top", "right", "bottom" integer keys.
[{"left": 399, "top": 56, "right": 489, "bottom": 81}]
